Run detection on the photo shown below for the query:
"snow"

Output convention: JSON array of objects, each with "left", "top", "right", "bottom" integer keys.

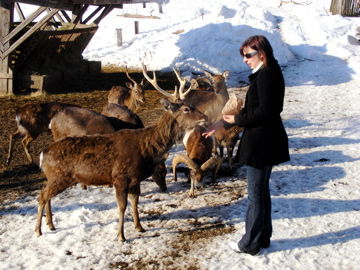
[{"left": 2, "top": 0, "right": 360, "bottom": 269}]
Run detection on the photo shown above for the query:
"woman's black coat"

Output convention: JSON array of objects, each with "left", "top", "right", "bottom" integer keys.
[{"left": 234, "top": 59, "right": 290, "bottom": 169}]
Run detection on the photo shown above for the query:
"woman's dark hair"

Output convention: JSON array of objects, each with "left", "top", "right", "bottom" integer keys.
[{"left": 240, "top": 35, "right": 275, "bottom": 67}]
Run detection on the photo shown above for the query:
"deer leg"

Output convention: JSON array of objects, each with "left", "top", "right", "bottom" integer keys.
[
  {"left": 114, "top": 180, "right": 129, "bottom": 242},
  {"left": 22, "top": 135, "right": 34, "bottom": 164},
  {"left": 35, "top": 177, "right": 72, "bottom": 236},
  {"left": 35, "top": 199, "right": 46, "bottom": 237},
  {"left": 227, "top": 145, "right": 235, "bottom": 171},
  {"left": 128, "top": 183, "right": 145, "bottom": 233},
  {"left": 6, "top": 131, "right": 21, "bottom": 165},
  {"left": 188, "top": 172, "right": 197, "bottom": 198},
  {"left": 45, "top": 200, "right": 55, "bottom": 231},
  {"left": 172, "top": 163, "right": 178, "bottom": 182},
  {"left": 219, "top": 146, "right": 224, "bottom": 159},
  {"left": 233, "top": 139, "right": 242, "bottom": 163},
  {"left": 35, "top": 185, "right": 55, "bottom": 236}
]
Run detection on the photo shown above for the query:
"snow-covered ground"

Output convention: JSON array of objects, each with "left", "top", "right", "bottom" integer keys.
[{"left": 1, "top": 0, "right": 360, "bottom": 269}]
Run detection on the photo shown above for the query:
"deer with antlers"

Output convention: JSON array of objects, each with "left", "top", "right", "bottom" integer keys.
[
  {"left": 108, "top": 66, "right": 147, "bottom": 112},
  {"left": 142, "top": 64, "right": 229, "bottom": 124}
]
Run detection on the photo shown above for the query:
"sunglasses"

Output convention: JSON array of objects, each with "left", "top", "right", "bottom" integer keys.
[{"left": 243, "top": 51, "right": 258, "bottom": 59}]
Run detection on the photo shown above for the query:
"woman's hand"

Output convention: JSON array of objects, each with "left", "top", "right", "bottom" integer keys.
[
  {"left": 202, "top": 121, "right": 224, "bottom": 138},
  {"left": 223, "top": 114, "right": 235, "bottom": 124}
]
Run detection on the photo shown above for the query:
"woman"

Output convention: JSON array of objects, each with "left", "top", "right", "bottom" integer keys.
[{"left": 204, "top": 35, "right": 290, "bottom": 255}]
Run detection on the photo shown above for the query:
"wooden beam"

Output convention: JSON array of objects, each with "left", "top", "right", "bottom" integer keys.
[
  {"left": 60, "top": 10, "right": 71, "bottom": 22},
  {"left": 15, "top": 2, "right": 25, "bottom": 21},
  {"left": 11, "top": 0, "right": 73, "bottom": 11},
  {"left": 53, "top": 9, "right": 65, "bottom": 23},
  {"left": 3, "top": 7, "right": 47, "bottom": 44},
  {"left": 82, "top": 5, "right": 103, "bottom": 24},
  {"left": 72, "top": 4, "right": 89, "bottom": 24},
  {"left": 1, "top": 8, "right": 60, "bottom": 59},
  {"left": 93, "top": 5, "right": 113, "bottom": 25},
  {"left": 8, "top": 1, "right": 162, "bottom": 9},
  {"left": 0, "top": 1, "right": 14, "bottom": 95}
]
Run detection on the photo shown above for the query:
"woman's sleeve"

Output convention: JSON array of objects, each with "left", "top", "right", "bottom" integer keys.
[{"left": 235, "top": 68, "right": 282, "bottom": 127}]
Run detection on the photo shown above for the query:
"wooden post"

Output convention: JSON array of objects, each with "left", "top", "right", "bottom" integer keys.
[
  {"left": 330, "top": 0, "right": 359, "bottom": 16},
  {"left": 116, "top": 28, "right": 122, "bottom": 47},
  {"left": 158, "top": 3, "right": 163, "bottom": 14},
  {"left": 0, "top": 1, "right": 14, "bottom": 95},
  {"left": 134, "top": 21, "right": 139, "bottom": 34}
]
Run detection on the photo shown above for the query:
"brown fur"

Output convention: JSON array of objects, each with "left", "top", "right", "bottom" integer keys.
[
  {"left": 101, "top": 103, "right": 144, "bottom": 128},
  {"left": 173, "top": 125, "right": 219, "bottom": 197},
  {"left": 214, "top": 124, "right": 243, "bottom": 171},
  {"left": 6, "top": 102, "right": 74, "bottom": 165},
  {"left": 107, "top": 81, "right": 145, "bottom": 112},
  {"left": 182, "top": 71, "right": 229, "bottom": 123},
  {"left": 35, "top": 99, "right": 207, "bottom": 242}
]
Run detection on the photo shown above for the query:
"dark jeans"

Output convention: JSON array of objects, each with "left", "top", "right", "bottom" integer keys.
[{"left": 239, "top": 165, "right": 273, "bottom": 253}]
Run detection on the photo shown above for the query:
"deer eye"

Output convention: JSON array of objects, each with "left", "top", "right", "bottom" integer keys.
[{"left": 183, "top": 107, "right": 191, "bottom": 113}]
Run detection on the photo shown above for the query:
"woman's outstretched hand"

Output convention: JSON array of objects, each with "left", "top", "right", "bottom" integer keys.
[{"left": 202, "top": 121, "right": 224, "bottom": 138}]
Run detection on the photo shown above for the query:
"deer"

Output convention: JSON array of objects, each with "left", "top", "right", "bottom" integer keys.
[
  {"left": 101, "top": 103, "right": 144, "bottom": 129},
  {"left": 6, "top": 102, "right": 75, "bottom": 166},
  {"left": 172, "top": 125, "right": 221, "bottom": 197},
  {"left": 49, "top": 106, "right": 142, "bottom": 141},
  {"left": 142, "top": 64, "right": 229, "bottom": 124},
  {"left": 189, "top": 73, "right": 213, "bottom": 91},
  {"left": 35, "top": 98, "right": 207, "bottom": 242},
  {"left": 5, "top": 66, "right": 145, "bottom": 167},
  {"left": 213, "top": 123, "right": 243, "bottom": 172},
  {"left": 49, "top": 105, "right": 154, "bottom": 191},
  {"left": 108, "top": 66, "right": 147, "bottom": 112}
]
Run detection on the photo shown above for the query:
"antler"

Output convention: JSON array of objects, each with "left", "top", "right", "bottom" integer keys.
[
  {"left": 125, "top": 66, "right": 138, "bottom": 85},
  {"left": 200, "top": 156, "right": 220, "bottom": 171},
  {"left": 172, "top": 153, "right": 199, "bottom": 182},
  {"left": 142, "top": 64, "right": 178, "bottom": 100},
  {"left": 172, "top": 68, "right": 192, "bottom": 99}
]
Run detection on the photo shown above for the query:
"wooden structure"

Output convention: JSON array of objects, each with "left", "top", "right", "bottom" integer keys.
[
  {"left": 0, "top": 0, "right": 162, "bottom": 95},
  {"left": 330, "top": 0, "right": 360, "bottom": 16}
]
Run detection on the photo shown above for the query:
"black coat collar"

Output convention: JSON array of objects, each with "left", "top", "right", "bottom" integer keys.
[{"left": 248, "top": 59, "right": 279, "bottom": 82}]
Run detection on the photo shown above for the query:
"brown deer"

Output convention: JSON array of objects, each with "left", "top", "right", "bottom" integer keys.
[
  {"left": 108, "top": 66, "right": 147, "bottom": 112},
  {"left": 35, "top": 98, "right": 207, "bottom": 242},
  {"left": 6, "top": 102, "right": 74, "bottom": 165},
  {"left": 49, "top": 105, "right": 165, "bottom": 191},
  {"left": 213, "top": 123, "right": 243, "bottom": 172},
  {"left": 101, "top": 103, "right": 144, "bottom": 129},
  {"left": 172, "top": 125, "right": 220, "bottom": 197},
  {"left": 142, "top": 64, "right": 229, "bottom": 123},
  {"left": 49, "top": 106, "right": 142, "bottom": 141}
]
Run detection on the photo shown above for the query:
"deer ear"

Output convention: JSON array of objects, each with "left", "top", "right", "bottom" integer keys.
[
  {"left": 204, "top": 70, "right": 213, "bottom": 78},
  {"left": 125, "top": 82, "right": 133, "bottom": 88},
  {"left": 160, "top": 98, "right": 180, "bottom": 112},
  {"left": 222, "top": 70, "right": 230, "bottom": 78},
  {"left": 190, "top": 79, "right": 199, "bottom": 89}
]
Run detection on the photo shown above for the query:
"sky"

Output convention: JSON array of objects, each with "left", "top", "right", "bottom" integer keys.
[{"left": 2, "top": 0, "right": 360, "bottom": 269}]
